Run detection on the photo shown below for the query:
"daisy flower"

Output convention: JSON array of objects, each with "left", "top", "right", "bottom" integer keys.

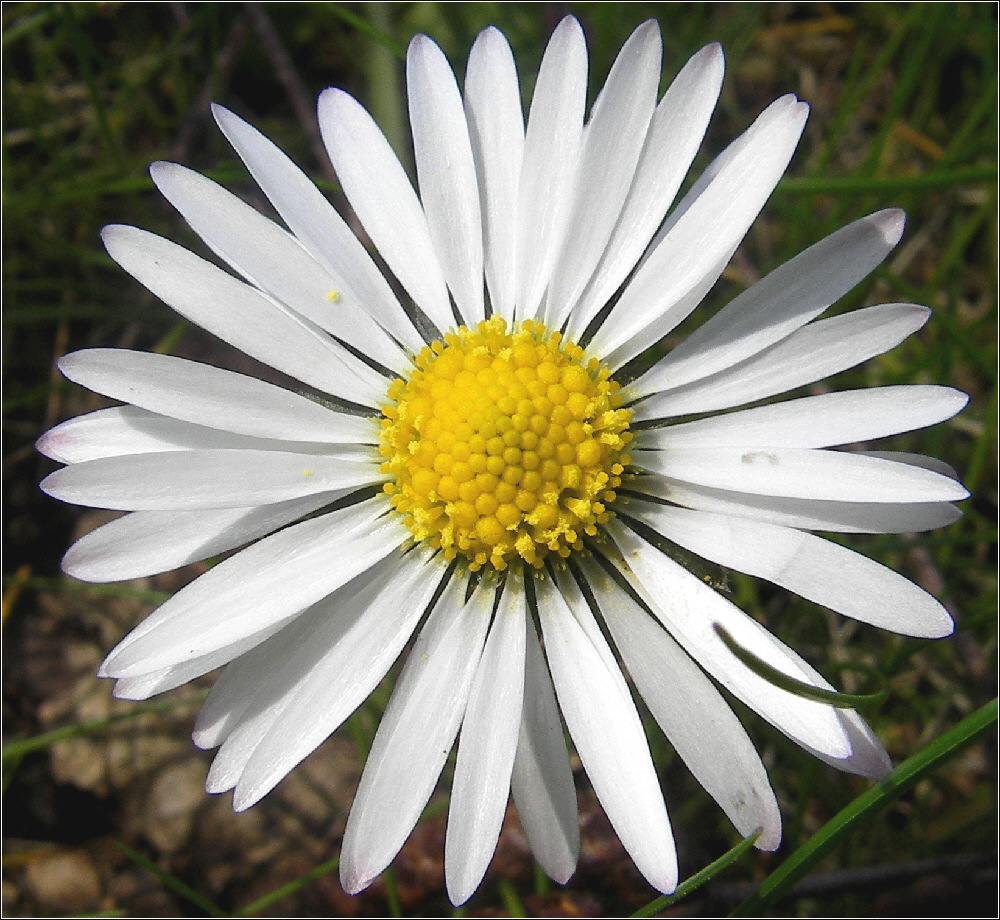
[{"left": 38, "top": 16, "right": 968, "bottom": 906}]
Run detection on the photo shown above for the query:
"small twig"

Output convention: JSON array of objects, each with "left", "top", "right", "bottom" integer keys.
[
  {"left": 708, "top": 852, "right": 996, "bottom": 908},
  {"left": 170, "top": 14, "right": 250, "bottom": 163},
  {"left": 244, "top": 2, "right": 337, "bottom": 184}
]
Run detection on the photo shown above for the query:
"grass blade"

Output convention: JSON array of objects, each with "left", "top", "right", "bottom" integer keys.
[
  {"left": 729, "top": 698, "right": 998, "bottom": 916},
  {"left": 115, "top": 842, "right": 226, "bottom": 917},
  {"left": 630, "top": 831, "right": 761, "bottom": 918},
  {"left": 236, "top": 856, "right": 340, "bottom": 916}
]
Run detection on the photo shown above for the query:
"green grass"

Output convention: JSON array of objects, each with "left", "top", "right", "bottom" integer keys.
[{"left": 3, "top": 2, "right": 996, "bottom": 916}]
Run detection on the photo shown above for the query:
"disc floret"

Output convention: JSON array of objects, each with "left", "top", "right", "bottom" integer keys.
[{"left": 379, "top": 316, "right": 632, "bottom": 571}]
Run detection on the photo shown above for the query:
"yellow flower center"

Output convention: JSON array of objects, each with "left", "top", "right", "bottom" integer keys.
[{"left": 379, "top": 316, "right": 632, "bottom": 572}]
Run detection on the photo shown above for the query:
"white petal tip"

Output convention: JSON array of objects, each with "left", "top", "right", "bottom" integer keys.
[
  {"left": 853, "top": 751, "right": 894, "bottom": 781},
  {"left": 694, "top": 41, "right": 725, "bottom": 73},
  {"left": 231, "top": 786, "right": 262, "bottom": 812},
  {"left": 647, "top": 869, "right": 679, "bottom": 896},
  {"left": 407, "top": 32, "right": 432, "bottom": 55},
  {"left": 872, "top": 208, "right": 907, "bottom": 245},
  {"left": 55, "top": 350, "right": 85, "bottom": 376},
  {"left": 37, "top": 472, "right": 59, "bottom": 500},
  {"left": 148, "top": 160, "right": 185, "bottom": 190},
  {"left": 111, "top": 680, "right": 148, "bottom": 701},
  {"left": 34, "top": 432, "right": 58, "bottom": 461},
  {"left": 543, "top": 858, "right": 577, "bottom": 886},
  {"left": 317, "top": 86, "right": 351, "bottom": 117},
  {"left": 553, "top": 15, "right": 585, "bottom": 42},
  {"left": 97, "top": 661, "right": 116, "bottom": 680},
  {"left": 753, "top": 824, "right": 782, "bottom": 853},
  {"left": 59, "top": 558, "right": 93, "bottom": 583},
  {"left": 446, "top": 881, "right": 476, "bottom": 908},
  {"left": 919, "top": 613, "right": 955, "bottom": 639},
  {"left": 204, "top": 769, "right": 235, "bottom": 797},
  {"left": 634, "top": 19, "right": 661, "bottom": 39},
  {"left": 339, "top": 864, "right": 376, "bottom": 897},
  {"left": 100, "top": 223, "right": 136, "bottom": 258},
  {"left": 210, "top": 102, "right": 235, "bottom": 127},
  {"left": 99, "top": 224, "right": 121, "bottom": 247},
  {"left": 97, "top": 650, "right": 128, "bottom": 679},
  {"left": 190, "top": 729, "right": 215, "bottom": 751}
]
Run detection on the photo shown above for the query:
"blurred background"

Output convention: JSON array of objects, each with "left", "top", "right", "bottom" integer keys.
[{"left": 3, "top": 2, "right": 996, "bottom": 916}]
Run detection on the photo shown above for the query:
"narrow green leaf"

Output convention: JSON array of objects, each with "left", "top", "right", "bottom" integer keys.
[{"left": 713, "top": 624, "right": 888, "bottom": 709}]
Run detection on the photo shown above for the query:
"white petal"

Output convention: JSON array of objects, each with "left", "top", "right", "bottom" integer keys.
[
  {"left": 536, "top": 574, "right": 678, "bottom": 894},
  {"left": 631, "top": 210, "right": 906, "bottom": 397},
  {"left": 586, "top": 560, "right": 781, "bottom": 850},
  {"left": 631, "top": 476, "right": 962, "bottom": 534},
  {"left": 446, "top": 584, "right": 526, "bottom": 905},
  {"left": 515, "top": 16, "right": 587, "bottom": 319},
  {"left": 228, "top": 550, "right": 442, "bottom": 808},
  {"left": 408, "top": 35, "right": 484, "bottom": 326},
  {"left": 149, "top": 161, "right": 408, "bottom": 373},
  {"left": 56, "top": 349, "right": 377, "bottom": 443},
  {"left": 464, "top": 26, "right": 524, "bottom": 322},
  {"left": 628, "top": 503, "right": 955, "bottom": 637},
  {"left": 41, "top": 448, "right": 380, "bottom": 511},
  {"left": 551, "top": 566, "right": 631, "bottom": 700},
  {"left": 754, "top": 639, "right": 892, "bottom": 779},
  {"left": 607, "top": 521, "right": 851, "bottom": 758},
  {"left": 818, "top": 711, "right": 892, "bottom": 779},
  {"left": 594, "top": 96, "right": 809, "bottom": 367},
  {"left": 211, "top": 105, "right": 423, "bottom": 355},
  {"left": 635, "top": 446, "right": 969, "bottom": 504},
  {"left": 859, "top": 449, "right": 961, "bottom": 479},
  {"left": 318, "top": 88, "right": 454, "bottom": 334},
  {"left": 101, "top": 225, "right": 386, "bottom": 406},
  {"left": 567, "top": 43, "right": 725, "bottom": 340},
  {"left": 510, "top": 618, "right": 579, "bottom": 884},
  {"left": 340, "top": 577, "right": 492, "bottom": 895},
  {"left": 36, "top": 406, "right": 368, "bottom": 465},
  {"left": 113, "top": 615, "right": 296, "bottom": 701},
  {"left": 63, "top": 494, "right": 334, "bottom": 582},
  {"left": 198, "top": 600, "right": 341, "bottom": 779},
  {"left": 637, "top": 386, "right": 969, "bottom": 449},
  {"left": 38, "top": 407, "right": 224, "bottom": 464},
  {"left": 633, "top": 303, "right": 931, "bottom": 420},
  {"left": 545, "top": 20, "right": 661, "bottom": 328},
  {"left": 99, "top": 499, "right": 406, "bottom": 676}
]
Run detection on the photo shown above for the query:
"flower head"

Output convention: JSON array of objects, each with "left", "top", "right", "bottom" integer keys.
[{"left": 39, "top": 16, "right": 968, "bottom": 906}]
